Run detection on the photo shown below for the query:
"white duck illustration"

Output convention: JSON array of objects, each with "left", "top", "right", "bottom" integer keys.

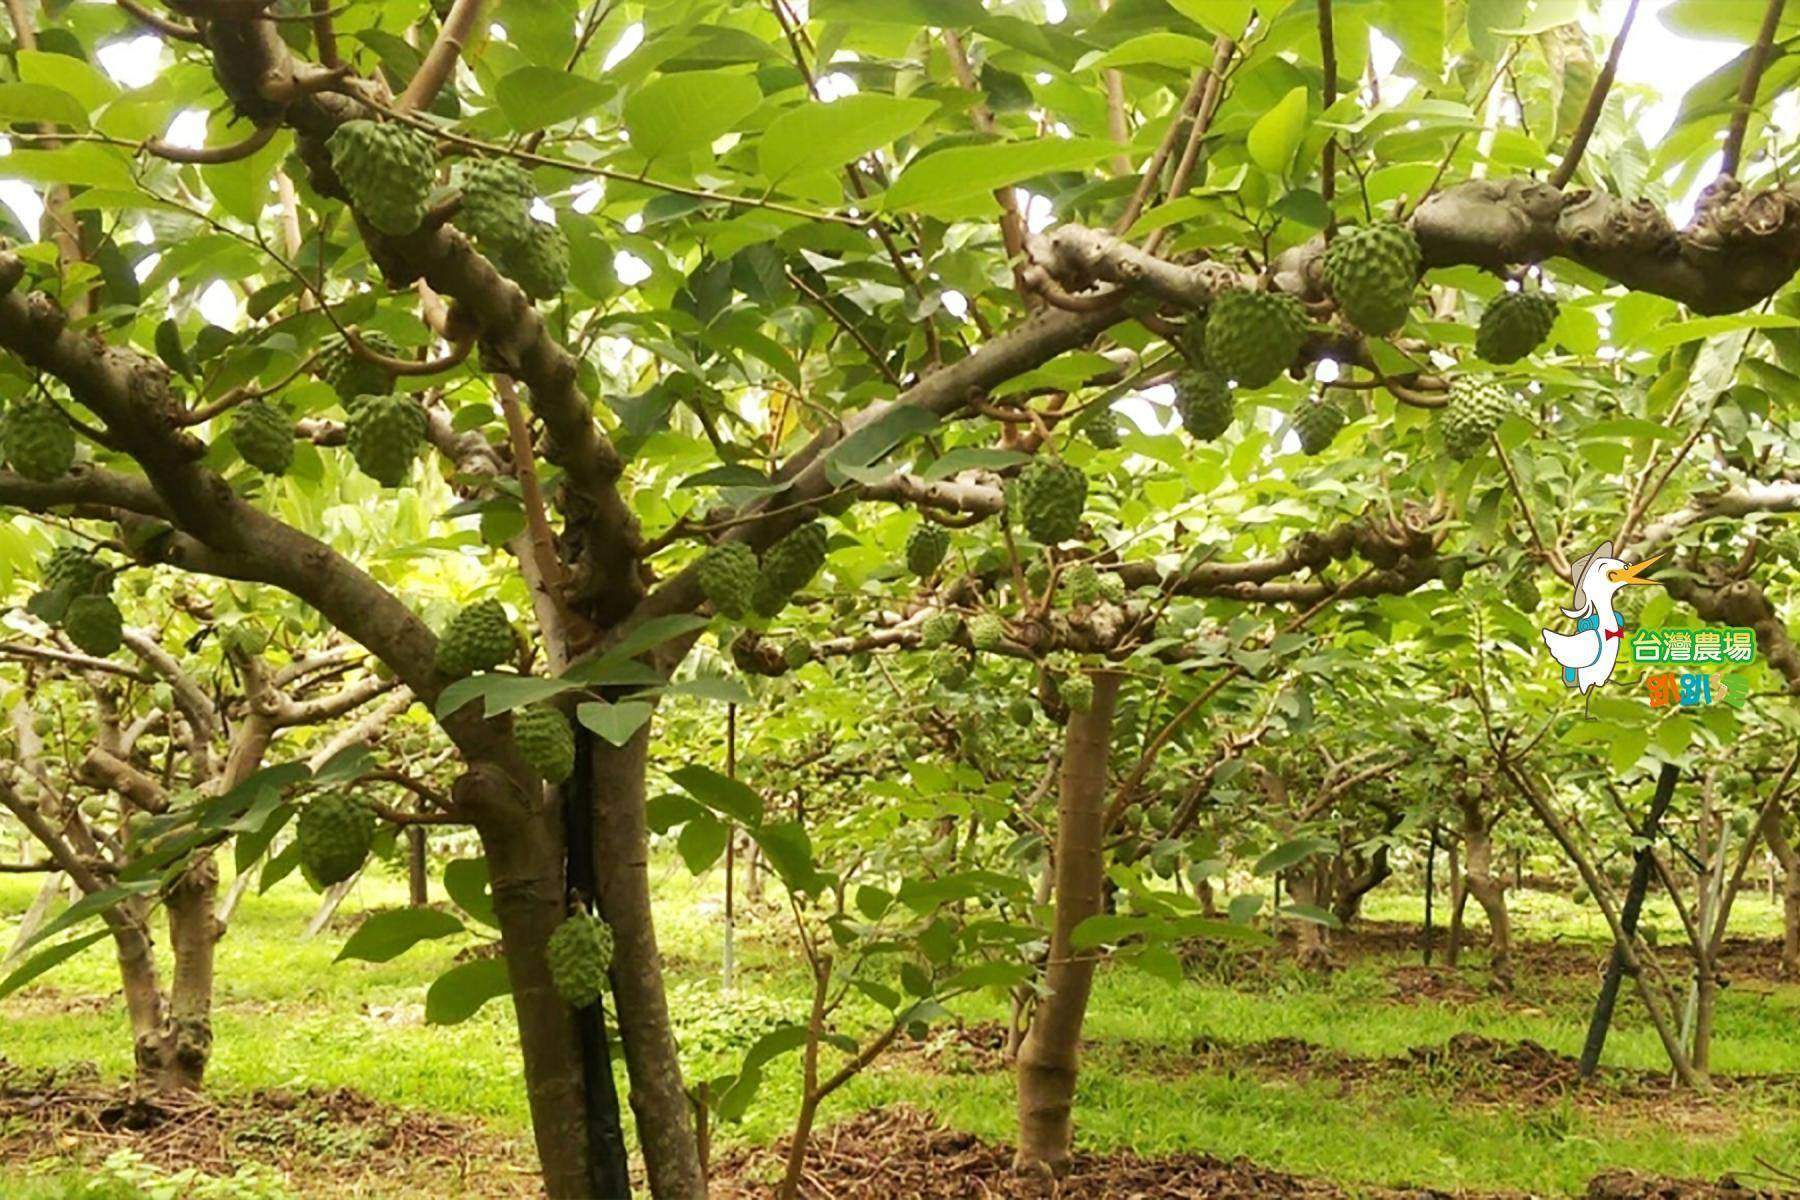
[{"left": 1540, "top": 541, "right": 1662, "bottom": 718}]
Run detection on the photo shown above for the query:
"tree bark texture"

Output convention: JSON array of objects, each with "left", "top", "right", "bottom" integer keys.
[{"left": 1014, "top": 672, "right": 1122, "bottom": 1177}]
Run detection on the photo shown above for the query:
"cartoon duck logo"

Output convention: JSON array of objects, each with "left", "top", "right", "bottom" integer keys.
[{"left": 1539, "top": 541, "right": 1662, "bottom": 718}]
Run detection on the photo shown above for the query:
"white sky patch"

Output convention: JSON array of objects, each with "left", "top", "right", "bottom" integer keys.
[
  {"left": 95, "top": 36, "right": 162, "bottom": 88},
  {"left": 1042, "top": 0, "right": 1067, "bottom": 23},
  {"left": 165, "top": 110, "right": 209, "bottom": 150},
  {"left": 197, "top": 280, "right": 240, "bottom": 328},
  {"left": 0, "top": 181, "right": 44, "bottom": 239},
  {"left": 1015, "top": 189, "right": 1055, "bottom": 234},
  {"left": 529, "top": 198, "right": 556, "bottom": 222},
  {"left": 134, "top": 252, "right": 160, "bottom": 282},
  {"left": 603, "top": 23, "right": 644, "bottom": 72},
  {"left": 941, "top": 289, "right": 968, "bottom": 320},
  {"left": 1119, "top": 383, "right": 1175, "bottom": 435},
  {"left": 1367, "top": 30, "right": 1413, "bottom": 104},
  {"left": 614, "top": 250, "right": 652, "bottom": 286},
  {"left": 1314, "top": 359, "right": 1341, "bottom": 383},
  {"left": 816, "top": 72, "right": 858, "bottom": 102},
  {"left": 624, "top": 212, "right": 644, "bottom": 234},
  {"left": 1605, "top": 0, "right": 1738, "bottom": 147},
  {"left": 571, "top": 181, "right": 604, "bottom": 214}
]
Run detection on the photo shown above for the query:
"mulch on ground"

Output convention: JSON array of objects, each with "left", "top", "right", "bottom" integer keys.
[
  {"left": 0, "top": 1059, "right": 538, "bottom": 1197},
  {"left": 900, "top": 1023, "right": 1800, "bottom": 1114},
  {"left": 711, "top": 1104, "right": 1797, "bottom": 1199}
]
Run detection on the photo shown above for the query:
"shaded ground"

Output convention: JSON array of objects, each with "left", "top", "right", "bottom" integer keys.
[
  {"left": 712, "top": 1104, "right": 1797, "bottom": 1199},
  {"left": 0, "top": 1059, "right": 537, "bottom": 1198}
]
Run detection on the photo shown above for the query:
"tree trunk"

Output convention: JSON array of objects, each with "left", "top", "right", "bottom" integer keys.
[
  {"left": 459, "top": 764, "right": 598, "bottom": 1200},
  {"left": 593, "top": 726, "right": 704, "bottom": 1200},
  {"left": 1014, "top": 672, "right": 1122, "bottom": 1178},
  {"left": 1461, "top": 814, "right": 1513, "bottom": 992},
  {"left": 110, "top": 897, "right": 177, "bottom": 1088},
  {"left": 1445, "top": 839, "right": 1467, "bottom": 967},
  {"left": 1287, "top": 867, "right": 1332, "bottom": 971},
  {"left": 159, "top": 853, "right": 217, "bottom": 1090},
  {"left": 408, "top": 826, "right": 430, "bottom": 907},
  {"left": 1763, "top": 808, "right": 1799, "bottom": 980}
]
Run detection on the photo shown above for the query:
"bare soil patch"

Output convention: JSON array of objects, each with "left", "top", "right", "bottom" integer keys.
[
  {"left": 0, "top": 1059, "right": 537, "bottom": 1197},
  {"left": 711, "top": 1104, "right": 1793, "bottom": 1199}
]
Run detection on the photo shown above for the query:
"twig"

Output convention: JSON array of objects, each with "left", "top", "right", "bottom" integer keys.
[
  {"left": 1115, "top": 69, "right": 1211, "bottom": 233},
  {"left": 1548, "top": 0, "right": 1640, "bottom": 189},
  {"left": 397, "top": 0, "right": 489, "bottom": 113},
  {"left": 310, "top": 0, "right": 341, "bottom": 67},
  {"left": 1402, "top": 45, "right": 1518, "bottom": 219},
  {"left": 1493, "top": 435, "right": 1567, "bottom": 576},
  {"left": 1722, "top": 0, "right": 1787, "bottom": 177},
  {"left": 1318, "top": 0, "right": 1338, "bottom": 221},
  {"left": 116, "top": 0, "right": 203, "bottom": 41},
  {"left": 785, "top": 270, "right": 899, "bottom": 386},
  {"left": 1143, "top": 37, "right": 1236, "bottom": 255}
]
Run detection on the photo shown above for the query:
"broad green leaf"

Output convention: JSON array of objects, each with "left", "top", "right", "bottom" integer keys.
[
  {"left": 760, "top": 94, "right": 937, "bottom": 184},
  {"left": 1246, "top": 87, "right": 1308, "bottom": 176},
  {"left": 1166, "top": 0, "right": 1254, "bottom": 38},
  {"left": 17, "top": 50, "right": 118, "bottom": 112},
  {"left": 337, "top": 908, "right": 467, "bottom": 964},
  {"left": 1253, "top": 835, "right": 1337, "bottom": 876},
  {"left": 424, "top": 957, "right": 512, "bottom": 1025},
  {"left": 496, "top": 66, "right": 613, "bottom": 132},
  {"left": 624, "top": 70, "right": 761, "bottom": 162},
  {"left": 0, "top": 82, "right": 89, "bottom": 129},
  {"left": 0, "top": 929, "right": 110, "bottom": 1000},
  {"left": 881, "top": 138, "right": 1121, "bottom": 218},
  {"left": 668, "top": 763, "right": 764, "bottom": 825},
  {"left": 1071, "top": 914, "right": 1150, "bottom": 949},
  {"left": 676, "top": 814, "right": 729, "bottom": 873},
  {"left": 444, "top": 858, "right": 500, "bottom": 929},
  {"left": 1076, "top": 33, "right": 1214, "bottom": 73},
  {"left": 19, "top": 880, "right": 159, "bottom": 954},
  {"left": 576, "top": 699, "right": 655, "bottom": 746}
]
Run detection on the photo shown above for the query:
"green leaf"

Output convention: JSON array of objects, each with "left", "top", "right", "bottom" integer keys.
[
  {"left": 1071, "top": 914, "right": 1150, "bottom": 949},
  {"left": 942, "top": 961, "right": 1031, "bottom": 992},
  {"left": 0, "top": 82, "right": 89, "bottom": 129},
  {"left": 1467, "top": 0, "right": 1529, "bottom": 58},
  {"left": 921, "top": 447, "right": 1029, "bottom": 480},
  {"left": 1076, "top": 33, "right": 1214, "bottom": 73},
  {"left": 1166, "top": 0, "right": 1253, "bottom": 38},
  {"left": 1253, "top": 835, "right": 1337, "bottom": 876},
  {"left": 444, "top": 858, "right": 500, "bottom": 929},
  {"left": 434, "top": 672, "right": 580, "bottom": 720},
  {"left": 624, "top": 70, "right": 761, "bottom": 162},
  {"left": 424, "top": 957, "right": 512, "bottom": 1025},
  {"left": 760, "top": 94, "right": 937, "bottom": 185},
  {"left": 337, "top": 908, "right": 467, "bottom": 964},
  {"left": 824, "top": 406, "right": 941, "bottom": 483},
  {"left": 577, "top": 614, "right": 713, "bottom": 673},
  {"left": 881, "top": 138, "right": 1121, "bottom": 218},
  {"left": 668, "top": 763, "right": 764, "bottom": 825},
  {"left": 18, "top": 881, "right": 159, "bottom": 954},
  {"left": 0, "top": 144, "right": 133, "bottom": 191},
  {"left": 17, "top": 50, "right": 118, "bottom": 113},
  {"left": 496, "top": 65, "right": 613, "bottom": 133},
  {"left": 1278, "top": 903, "right": 1343, "bottom": 928},
  {"left": 663, "top": 675, "right": 752, "bottom": 705},
  {"left": 1246, "top": 86, "right": 1308, "bottom": 176},
  {"left": 576, "top": 700, "right": 656, "bottom": 747},
  {"left": 0, "top": 929, "right": 110, "bottom": 1000},
  {"left": 754, "top": 819, "right": 823, "bottom": 893},
  {"left": 677, "top": 815, "right": 729, "bottom": 873},
  {"left": 1130, "top": 943, "right": 1184, "bottom": 985}
]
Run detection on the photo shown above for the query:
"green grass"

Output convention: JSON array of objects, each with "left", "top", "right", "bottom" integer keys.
[{"left": 5, "top": 864, "right": 1799, "bottom": 1197}]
